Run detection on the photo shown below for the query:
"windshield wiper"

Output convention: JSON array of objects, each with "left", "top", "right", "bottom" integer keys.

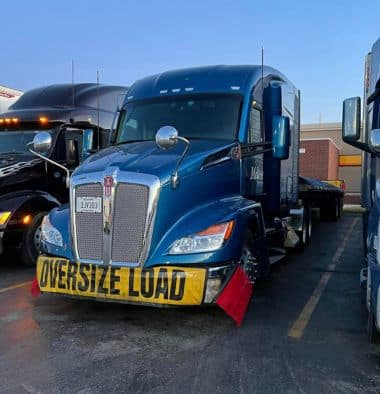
[
  {"left": 0, "top": 151, "right": 29, "bottom": 155},
  {"left": 114, "top": 139, "right": 153, "bottom": 146}
]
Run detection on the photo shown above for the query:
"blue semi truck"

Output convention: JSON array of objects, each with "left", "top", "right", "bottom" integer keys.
[
  {"left": 342, "top": 38, "right": 380, "bottom": 342},
  {"left": 28, "top": 65, "right": 343, "bottom": 308}
]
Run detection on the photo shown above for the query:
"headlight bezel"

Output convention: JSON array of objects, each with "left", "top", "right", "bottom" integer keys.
[
  {"left": 168, "top": 220, "right": 235, "bottom": 255},
  {"left": 41, "top": 215, "right": 63, "bottom": 247}
]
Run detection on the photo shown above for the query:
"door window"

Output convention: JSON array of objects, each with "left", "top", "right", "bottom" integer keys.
[
  {"left": 248, "top": 107, "right": 263, "bottom": 143},
  {"left": 243, "top": 104, "right": 264, "bottom": 198}
]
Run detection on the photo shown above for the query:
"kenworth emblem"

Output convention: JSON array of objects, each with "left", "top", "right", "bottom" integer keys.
[
  {"left": 103, "top": 176, "right": 114, "bottom": 234},
  {"left": 104, "top": 176, "right": 114, "bottom": 197}
]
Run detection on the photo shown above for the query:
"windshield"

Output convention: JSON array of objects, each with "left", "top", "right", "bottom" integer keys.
[
  {"left": 0, "top": 130, "right": 53, "bottom": 155},
  {"left": 115, "top": 94, "right": 242, "bottom": 144}
]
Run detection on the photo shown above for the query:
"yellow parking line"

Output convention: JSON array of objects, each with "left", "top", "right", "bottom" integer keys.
[
  {"left": 288, "top": 217, "right": 359, "bottom": 339},
  {"left": 0, "top": 281, "right": 32, "bottom": 294}
]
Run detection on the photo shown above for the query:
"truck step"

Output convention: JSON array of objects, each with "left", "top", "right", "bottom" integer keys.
[
  {"left": 269, "top": 247, "right": 287, "bottom": 265},
  {"left": 269, "top": 255, "right": 286, "bottom": 265}
]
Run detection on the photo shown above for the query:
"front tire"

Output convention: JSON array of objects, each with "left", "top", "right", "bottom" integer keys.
[
  {"left": 20, "top": 211, "right": 47, "bottom": 266},
  {"left": 241, "top": 229, "right": 270, "bottom": 281}
]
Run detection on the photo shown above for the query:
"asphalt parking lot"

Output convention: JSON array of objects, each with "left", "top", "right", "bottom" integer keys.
[{"left": 0, "top": 212, "right": 379, "bottom": 394}]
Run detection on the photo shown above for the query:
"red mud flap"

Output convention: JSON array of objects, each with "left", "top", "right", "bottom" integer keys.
[
  {"left": 30, "top": 276, "right": 41, "bottom": 298},
  {"left": 216, "top": 267, "right": 253, "bottom": 327}
]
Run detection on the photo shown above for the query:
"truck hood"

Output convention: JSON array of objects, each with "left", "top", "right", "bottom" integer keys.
[
  {"left": 73, "top": 140, "right": 235, "bottom": 182},
  {"left": 0, "top": 153, "right": 44, "bottom": 195}
]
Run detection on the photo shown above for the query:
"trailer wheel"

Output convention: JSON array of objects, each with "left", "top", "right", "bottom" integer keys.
[
  {"left": 334, "top": 198, "right": 340, "bottom": 221},
  {"left": 337, "top": 197, "right": 343, "bottom": 219},
  {"left": 368, "top": 312, "right": 380, "bottom": 344},
  {"left": 297, "top": 206, "right": 311, "bottom": 249},
  {"left": 320, "top": 198, "right": 339, "bottom": 222},
  {"left": 20, "top": 211, "right": 47, "bottom": 266},
  {"left": 306, "top": 206, "right": 312, "bottom": 245}
]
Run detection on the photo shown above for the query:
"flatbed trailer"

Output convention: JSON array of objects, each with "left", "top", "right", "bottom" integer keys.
[{"left": 299, "top": 176, "right": 344, "bottom": 221}]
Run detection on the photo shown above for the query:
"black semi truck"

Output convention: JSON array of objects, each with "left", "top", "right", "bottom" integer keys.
[{"left": 0, "top": 83, "right": 127, "bottom": 265}]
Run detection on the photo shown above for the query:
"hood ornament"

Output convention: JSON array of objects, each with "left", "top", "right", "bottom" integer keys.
[{"left": 103, "top": 176, "right": 114, "bottom": 234}]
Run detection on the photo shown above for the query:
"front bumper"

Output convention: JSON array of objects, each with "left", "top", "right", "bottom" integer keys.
[{"left": 36, "top": 256, "right": 235, "bottom": 306}]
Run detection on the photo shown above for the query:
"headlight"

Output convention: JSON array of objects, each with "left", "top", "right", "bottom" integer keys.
[
  {"left": 41, "top": 215, "right": 63, "bottom": 247},
  {"left": 0, "top": 211, "right": 11, "bottom": 226},
  {"left": 169, "top": 221, "right": 234, "bottom": 255}
]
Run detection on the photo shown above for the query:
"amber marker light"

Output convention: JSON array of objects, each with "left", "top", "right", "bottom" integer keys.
[
  {"left": 0, "top": 119, "right": 4, "bottom": 124},
  {"left": 5, "top": 118, "right": 11, "bottom": 124},
  {"left": 22, "top": 214, "right": 32, "bottom": 225},
  {"left": 39, "top": 116, "right": 48, "bottom": 125},
  {"left": 197, "top": 220, "right": 235, "bottom": 240},
  {"left": 12, "top": 118, "right": 19, "bottom": 124}
]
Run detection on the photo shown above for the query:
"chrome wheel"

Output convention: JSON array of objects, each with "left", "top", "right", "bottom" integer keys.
[
  {"left": 302, "top": 222, "right": 307, "bottom": 245},
  {"left": 241, "top": 246, "right": 256, "bottom": 282},
  {"left": 307, "top": 212, "right": 312, "bottom": 242},
  {"left": 34, "top": 225, "right": 42, "bottom": 252}
]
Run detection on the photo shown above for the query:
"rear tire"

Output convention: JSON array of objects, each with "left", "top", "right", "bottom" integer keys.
[
  {"left": 297, "top": 206, "right": 311, "bottom": 249},
  {"left": 338, "top": 198, "right": 343, "bottom": 219},
  {"left": 305, "top": 206, "right": 312, "bottom": 245},
  {"left": 20, "top": 211, "right": 47, "bottom": 266}
]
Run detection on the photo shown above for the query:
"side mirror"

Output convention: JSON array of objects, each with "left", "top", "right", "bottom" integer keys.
[
  {"left": 370, "top": 129, "right": 380, "bottom": 154},
  {"left": 272, "top": 115, "right": 290, "bottom": 160},
  {"left": 32, "top": 131, "right": 52, "bottom": 154},
  {"left": 28, "top": 131, "right": 70, "bottom": 188},
  {"left": 155, "top": 126, "right": 178, "bottom": 150},
  {"left": 342, "top": 97, "right": 361, "bottom": 142}
]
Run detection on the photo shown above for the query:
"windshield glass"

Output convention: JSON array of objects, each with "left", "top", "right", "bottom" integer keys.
[
  {"left": 0, "top": 130, "right": 53, "bottom": 155},
  {"left": 115, "top": 94, "right": 242, "bottom": 144}
]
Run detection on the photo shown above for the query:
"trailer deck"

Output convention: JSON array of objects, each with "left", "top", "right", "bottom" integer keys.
[{"left": 0, "top": 213, "right": 378, "bottom": 393}]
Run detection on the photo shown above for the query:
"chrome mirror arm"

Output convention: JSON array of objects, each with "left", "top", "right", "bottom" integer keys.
[
  {"left": 171, "top": 136, "right": 190, "bottom": 189},
  {"left": 27, "top": 142, "right": 71, "bottom": 188}
]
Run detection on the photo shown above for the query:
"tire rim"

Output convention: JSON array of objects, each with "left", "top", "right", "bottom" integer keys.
[
  {"left": 308, "top": 215, "right": 312, "bottom": 239},
  {"left": 34, "top": 225, "right": 42, "bottom": 252},
  {"left": 241, "top": 246, "right": 255, "bottom": 282},
  {"left": 302, "top": 220, "right": 307, "bottom": 244},
  {"left": 241, "top": 247, "right": 251, "bottom": 271}
]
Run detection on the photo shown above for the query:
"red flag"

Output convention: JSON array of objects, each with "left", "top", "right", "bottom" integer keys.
[
  {"left": 30, "top": 276, "right": 41, "bottom": 298},
  {"left": 216, "top": 266, "right": 253, "bottom": 327}
]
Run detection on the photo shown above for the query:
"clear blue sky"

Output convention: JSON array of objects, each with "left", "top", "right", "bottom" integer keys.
[{"left": 1, "top": 0, "right": 378, "bottom": 124}]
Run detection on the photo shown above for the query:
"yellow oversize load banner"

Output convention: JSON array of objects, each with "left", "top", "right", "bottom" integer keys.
[{"left": 36, "top": 257, "right": 207, "bottom": 306}]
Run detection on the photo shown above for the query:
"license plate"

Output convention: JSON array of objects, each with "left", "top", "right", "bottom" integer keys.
[
  {"left": 76, "top": 197, "right": 102, "bottom": 213},
  {"left": 36, "top": 257, "right": 207, "bottom": 306}
]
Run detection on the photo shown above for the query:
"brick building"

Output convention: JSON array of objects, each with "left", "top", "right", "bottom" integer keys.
[{"left": 300, "top": 123, "right": 361, "bottom": 204}]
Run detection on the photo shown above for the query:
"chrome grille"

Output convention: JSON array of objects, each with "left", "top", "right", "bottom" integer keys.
[
  {"left": 111, "top": 183, "right": 149, "bottom": 263},
  {"left": 75, "top": 183, "right": 103, "bottom": 260}
]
